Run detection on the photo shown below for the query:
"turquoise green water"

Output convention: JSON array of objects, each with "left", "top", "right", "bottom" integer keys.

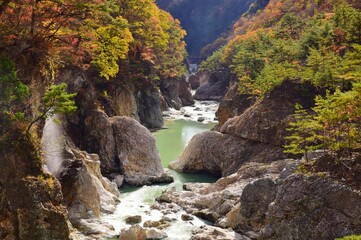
[{"left": 154, "top": 119, "right": 218, "bottom": 183}]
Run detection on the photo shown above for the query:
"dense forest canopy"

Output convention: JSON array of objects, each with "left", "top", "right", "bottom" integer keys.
[{"left": 0, "top": 0, "right": 187, "bottom": 135}]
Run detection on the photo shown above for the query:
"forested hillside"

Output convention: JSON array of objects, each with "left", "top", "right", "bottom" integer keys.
[
  {"left": 156, "top": 0, "right": 264, "bottom": 57},
  {"left": 200, "top": 0, "right": 361, "bottom": 182}
]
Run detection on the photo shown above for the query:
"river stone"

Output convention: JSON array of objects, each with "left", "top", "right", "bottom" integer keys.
[
  {"left": 145, "top": 228, "right": 168, "bottom": 239},
  {"left": 191, "top": 226, "right": 247, "bottom": 240},
  {"left": 119, "top": 225, "right": 146, "bottom": 240},
  {"left": 113, "top": 175, "right": 125, "bottom": 188},
  {"left": 119, "top": 225, "right": 167, "bottom": 240},
  {"left": 181, "top": 214, "right": 194, "bottom": 221},
  {"left": 125, "top": 215, "right": 142, "bottom": 225}
]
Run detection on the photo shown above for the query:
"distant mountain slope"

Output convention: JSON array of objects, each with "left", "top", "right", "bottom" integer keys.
[{"left": 156, "top": 0, "right": 258, "bottom": 57}]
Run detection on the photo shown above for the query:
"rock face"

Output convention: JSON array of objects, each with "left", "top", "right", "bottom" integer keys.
[
  {"left": 194, "top": 70, "right": 233, "bottom": 101},
  {"left": 62, "top": 68, "right": 164, "bottom": 130},
  {"left": 160, "top": 76, "right": 194, "bottom": 110},
  {"left": 41, "top": 114, "right": 119, "bottom": 237},
  {"left": 0, "top": 129, "right": 70, "bottom": 240},
  {"left": 221, "top": 80, "right": 317, "bottom": 146},
  {"left": 214, "top": 83, "right": 256, "bottom": 130},
  {"left": 262, "top": 175, "right": 361, "bottom": 240},
  {"left": 136, "top": 87, "right": 164, "bottom": 130},
  {"left": 170, "top": 80, "right": 317, "bottom": 176},
  {"left": 188, "top": 74, "right": 200, "bottom": 89}
]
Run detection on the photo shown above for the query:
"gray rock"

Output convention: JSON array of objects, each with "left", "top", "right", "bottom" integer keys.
[
  {"left": 125, "top": 215, "right": 142, "bottom": 225},
  {"left": 113, "top": 175, "right": 125, "bottom": 188},
  {"left": 194, "top": 69, "right": 233, "bottom": 101},
  {"left": 197, "top": 117, "right": 205, "bottom": 122},
  {"left": 136, "top": 87, "right": 164, "bottom": 130},
  {"left": 262, "top": 174, "right": 361, "bottom": 240},
  {"left": 112, "top": 116, "right": 173, "bottom": 186},
  {"left": 119, "top": 225, "right": 167, "bottom": 240},
  {"left": 181, "top": 214, "right": 194, "bottom": 221},
  {"left": 145, "top": 228, "right": 168, "bottom": 239},
  {"left": 188, "top": 74, "right": 200, "bottom": 89},
  {"left": 119, "top": 225, "right": 146, "bottom": 240}
]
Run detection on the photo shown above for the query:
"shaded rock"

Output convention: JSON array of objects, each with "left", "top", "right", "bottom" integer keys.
[
  {"left": 169, "top": 131, "right": 286, "bottom": 177},
  {"left": 113, "top": 175, "right": 125, "bottom": 188},
  {"left": 262, "top": 174, "right": 361, "bottom": 240},
  {"left": 228, "top": 178, "right": 277, "bottom": 232},
  {"left": 220, "top": 80, "right": 317, "bottom": 146},
  {"left": 160, "top": 77, "right": 183, "bottom": 110},
  {"left": 181, "top": 214, "right": 194, "bottom": 221},
  {"left": 179, "top": 76, "right": 195, "bottom": 106},
  {"left": 189, "top": 74, "right": 200, "bottom": 89},
  {"left": 125, "top": 215, "right": 142, "bottom": 225},
  {"left": 214, "top": 83, "right": 256, "bottom": 130},
  {"left": 197, "top": 117, "right": 205, "bottom": 122},
  {"left": 136, "top": 87, "right": 164, "bottom": 130},
  {"left": 194, "top": 69, "right": 233, "bottom": 101},
  {"left": 83, "top": 110, "right": 118, "bottom": 175},
  {"left": 112, "top": 116, "right": 173, "bottom": 186}
]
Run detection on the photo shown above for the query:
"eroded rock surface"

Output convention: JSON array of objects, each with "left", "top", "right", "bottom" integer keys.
[
  {"left": 262, "top": 174, "right": 361, "bottom": 240},
  {"left": 194, "top": 69, "right": 233, "bottom": 100},
  {"left": 0, "top": 129, "right": 70, "bottom": 240}
]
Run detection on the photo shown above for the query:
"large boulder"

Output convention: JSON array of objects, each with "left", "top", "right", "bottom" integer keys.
[
  {"left": 82, "top": 110, "right": 173, "bottom": 185},
  {"left": 262, "top": 175, "right": 361, "bottom": 240},
  {"left": 169, "top": 131, "right": 286, "bottom": 177},
  {"left": 194, "top": 69, "right": 233, "bottom": 100},
  {"left": 112, "top": 116, "right": 173, "bottom": 185}
]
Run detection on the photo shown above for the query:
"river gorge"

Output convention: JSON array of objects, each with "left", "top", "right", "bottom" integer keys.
[{"left": 101, "top": 101, "right": 219, "bottom": 239}]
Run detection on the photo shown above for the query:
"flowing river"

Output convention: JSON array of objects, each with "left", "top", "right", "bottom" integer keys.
[{"left": 101, "top": 100, "right": 219, "bottom": 239}]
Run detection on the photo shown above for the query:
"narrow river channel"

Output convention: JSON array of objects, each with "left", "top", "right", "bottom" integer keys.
[{"left": 101, "top": 101, "right": 219, "bottom": 239}]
